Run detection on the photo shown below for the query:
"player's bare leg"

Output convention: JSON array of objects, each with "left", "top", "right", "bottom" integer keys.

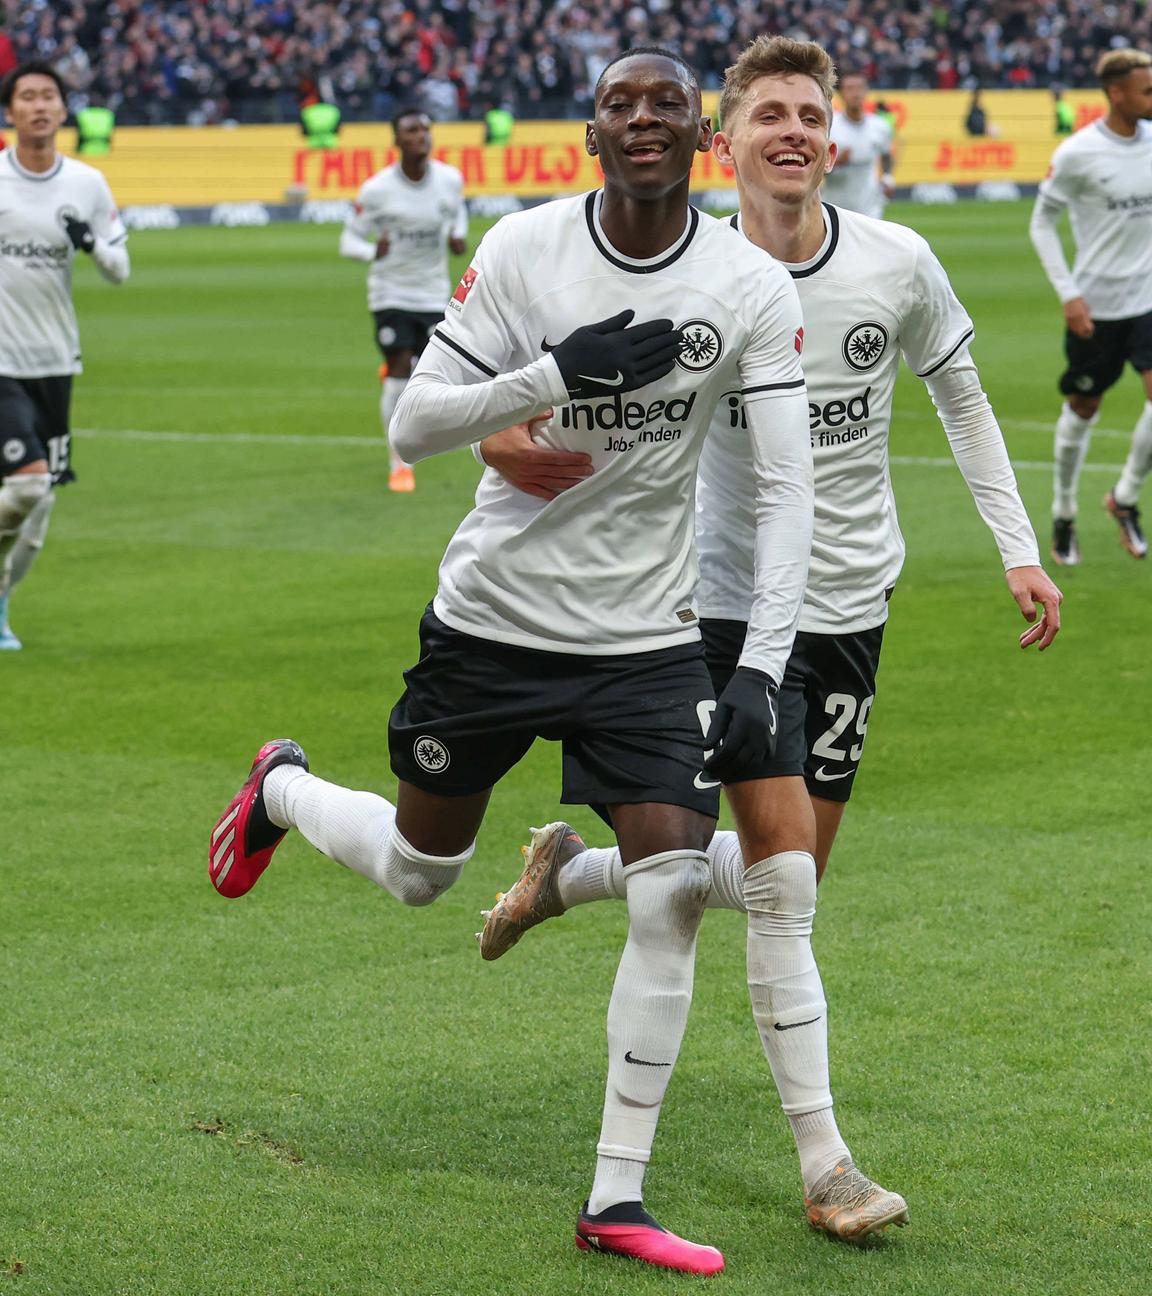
[
  {"left": 1052, "top": 394, "right": 1100, "bottom": 565},
  {"left": 1104, "top": 370, "right": 1152, "bottom": 557},
  {"left": 812, "top": 795, "right": 848, "bottom": 883},
  {"left": 382, "top": 348, "right": 416, "bottom": 491},
  {"left": 575, "top": 800, "right": 724, "bottom": 1275}
]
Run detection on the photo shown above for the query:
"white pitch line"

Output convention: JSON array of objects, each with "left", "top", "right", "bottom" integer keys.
[
  {"left": 75, "top": 426, "right": 1126, "bottom": 472},
  {"left": 75, "top": 426, "right": 381, "bottom": 448}
]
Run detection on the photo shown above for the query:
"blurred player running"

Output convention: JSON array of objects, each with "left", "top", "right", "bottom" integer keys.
[
  {"left": 1030, "top": 49, "right": 1152, "bottom": 564},
  {"left": 822, "top": 67, "right": 894, "bottom": 219},
  {"left": 0, "top": 60, "right": 129, "bottom": 650},
  {"left": 340, "top": 108, "right": 467, "bottom": 492},
  {"left": 211, "top": 48, "right": 814, "bottom": 1275},
  {"left": 478, "top": 35, "right": 1062, "bottom": 1244}
]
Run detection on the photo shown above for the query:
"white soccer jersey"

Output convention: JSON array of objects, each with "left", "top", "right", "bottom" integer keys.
[
  {"left": 344, "top": 160, "right": 467, "bottom": 312},
  {"left": 1032, "top": 120, "right": 1152, "bottom": 319},
  {"left": 403, "top": 192, "right": 810, "bottom": 674},
  {"left": 823, "top": 112, "right": 893, "bottom": 219},
  {"left": 699, "top": 204, "right": 987, "bottom": 634},
  {"left": 0, "top": 150, "right": 126, "bottom": 377}
]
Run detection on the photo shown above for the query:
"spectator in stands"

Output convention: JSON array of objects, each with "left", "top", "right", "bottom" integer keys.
[{"left": 5, "top": 0, "right": 1152, "bottom": 126}]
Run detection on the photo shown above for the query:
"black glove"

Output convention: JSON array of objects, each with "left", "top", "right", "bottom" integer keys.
[
  {"left": 63, "top": 215, "right": 96, "bottom": 254},
  {"left": 546, "top": 309, "right": 682, "bottom": 400},
  {"left": 703, "top": 666, "right": 779, "bottom": 781}
]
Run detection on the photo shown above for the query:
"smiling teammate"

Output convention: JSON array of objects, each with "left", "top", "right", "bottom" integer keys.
[
  {"left": 211, "top": 47, "right": 813, "bottom": 1275},
  {"left": 0, "top": 60, "right": 129, "bottom": 651},
  {"left": 340, "top": 108, "right": 467, "bottom": 492},
  {"left": 479, "top": 36, "right": 1061, "bottom": 1244}
]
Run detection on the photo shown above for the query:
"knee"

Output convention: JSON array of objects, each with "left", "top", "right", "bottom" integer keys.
[
  {"left": 391, "top": 862, "right": 463, "bottom": 907},
  {"left": 744, "top": 850, "right": 817, "bottom": 933},
  {"left": 1067, "top": 396, "right": 1100, "bottom": 422},
  {"left": 0, "top": 473, "right": 52, "bottom": 531}
]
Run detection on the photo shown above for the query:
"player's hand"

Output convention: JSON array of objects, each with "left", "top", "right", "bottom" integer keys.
[
  {"left": 881, "top": 172, "right": 896, "bottom": 198},
  {"left": 1007, "top": 564, "right": 1063, "bottom": 651},
  {"left": 547, "top": 309, "right": 683, "bottom": 401},
  {"left": 1063, "top": 297, "right": 1094, "bottom": 339},
  {"left": 703, "top": 667, "right": 779, "bottom": 781},
  {"left": 63, "top": 215, "right": 96, "bottom": 254},
  {"left": 374, "top": 232, "right": 391, "bottom": 259},
  {"left": 479, "top": 414, "right": 592, "bottom": 501},
  {"left": 448, "top": 236, "right": 467, "bottom": 256}
]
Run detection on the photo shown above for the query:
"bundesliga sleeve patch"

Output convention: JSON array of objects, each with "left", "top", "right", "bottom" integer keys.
[
  {"left": 449, "top": 265, "right": 479, "bottom": 312},
  {"left": 795, "top": 326, "right": 805, "bottom": 354}
]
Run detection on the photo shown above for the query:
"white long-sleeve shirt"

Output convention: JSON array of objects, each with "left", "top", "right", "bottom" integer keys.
[
  {"left": 0, "top": 150, "right": 129, "bottom": 377},
  {"left": 392, "top": 192, "right": 813, "bottom": 681},
  {"left": 698, "top": 204, "right": 1038, "bottom": 636}
]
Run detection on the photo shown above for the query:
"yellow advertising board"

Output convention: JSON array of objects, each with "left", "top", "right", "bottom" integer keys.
[{"left": 43, "top": 88, "right": 1108, "bottom": 207}]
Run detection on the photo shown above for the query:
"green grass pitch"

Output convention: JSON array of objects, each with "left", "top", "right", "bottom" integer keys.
[{"left": 3, "top": 202, "right": 1149, "bottom": 1294}]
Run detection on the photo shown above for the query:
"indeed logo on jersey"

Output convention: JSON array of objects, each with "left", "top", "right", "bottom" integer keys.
[
  {"left": 722, "top": 387, "right": 873, "bottom": 448},
  {"left": 0, "top": 236, "right": 69, "bottom": 267},
  {"left": 1106, "top": 192, "right": 1152, "bottom": 213},
  {"left": 560, "top": 391, "right": 696, "bottom": 452}
]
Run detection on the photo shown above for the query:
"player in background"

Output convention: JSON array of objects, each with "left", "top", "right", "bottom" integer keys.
[
  {"left": 210, "top": 48, "right": 814, "bottom": 1275},
  {"left": 478, "top": 35, "right": 1062, "bottom": 1243},
  {"left": 0, "top": 60, "right": 129, "bottom": 651},
  {"left": 1029, "top": 49, "right": 1152, "bottom": 565},
  {"left": 340, "top": 108, "right": 467, "bottom": 492},
  {"left": 822, "top": 68, "right": 894, "bottom": 219}
]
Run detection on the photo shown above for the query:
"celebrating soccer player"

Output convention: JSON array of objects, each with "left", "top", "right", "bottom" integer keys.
[
  {"left": 339, "top": 108, "right": 467, "bottom": 493},
  {"left": 211, "top": 48, "right": 814, "bottom": 1275},
  {"left": 0, "top": 61, "right": 129, "bottom": 651},
  {"left": 1030, "top": 49, "right": 1152, "bottom": 564},
  {"left": 478, "top": 35, "right": 1062, "bottom": 1247}
]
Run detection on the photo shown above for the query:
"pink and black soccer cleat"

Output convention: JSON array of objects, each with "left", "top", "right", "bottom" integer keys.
[
  {"left": 209, "top": 739, "right": 309, "bottom": 898},
  {"left": 575, "top": 1201, "right": 725, "bottom": 1276}
]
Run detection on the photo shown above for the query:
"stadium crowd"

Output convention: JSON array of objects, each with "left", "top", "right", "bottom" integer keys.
[{"left": 1, "top": 0, "right": 1150, "bottom": 125}]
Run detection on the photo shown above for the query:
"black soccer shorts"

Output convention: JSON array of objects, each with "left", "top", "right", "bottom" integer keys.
[
  {"left": 0, "top": 375, "right": 74, "bottom": 484},
  {"left": 389, "top": 606, "right": 720, "bottom": 819},
  {"left": 701, "top": 618, "right": 885, "bottom": 803},
  {"left": 372, "top": 309, "right": 442, "bottom": 358},
  {"left": 1059, "top": 309, "right": 1152, "bottom": 398}
]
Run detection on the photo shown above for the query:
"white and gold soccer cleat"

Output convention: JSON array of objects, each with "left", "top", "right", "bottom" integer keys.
[
  {"left": 805, "top": 1161, "right": 909, "bottom": 1243},
  {"left": 476, "top": 821, "right": 585, "bottom": 961}
]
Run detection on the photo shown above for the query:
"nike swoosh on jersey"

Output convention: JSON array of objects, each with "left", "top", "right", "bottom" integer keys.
[
  {"left": 577, "top": 371, "right": 624, "bottom": 387},
  {"left": 813, "top": 766, "right": 854, "bottom": 782}
]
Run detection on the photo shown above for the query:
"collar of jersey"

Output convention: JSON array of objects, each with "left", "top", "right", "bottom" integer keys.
[
  {"left": 5, "top": 149, "right": 64, "bottom": 182},
  {"left": 729, "top": 201, "right": 839, "bottom": 279},
  {"left": 1093, "top": 118, "right": 1148, "bottom": 146},
  {"left": 585, "top": 190, "right": 698, "bottom": 274}
]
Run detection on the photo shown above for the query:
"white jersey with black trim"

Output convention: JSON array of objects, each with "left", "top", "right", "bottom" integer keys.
[
  {"left": 1031, "top": 119, "right": 1152, "bottom": 319},
  {"left": 344, "top": 160, "right": 467, "bottom": 312},
  {"left": 0, "top": 150, "right": 127, "bottom": 377},
  {"left": 414, "top": 191, "right": 810, "bottom": 669},
  {"left": 823, "top": 112, "right": 893, "bottom": 219},
  {"left": 699, "top": 204, "right": 986, "bottom": 635}
]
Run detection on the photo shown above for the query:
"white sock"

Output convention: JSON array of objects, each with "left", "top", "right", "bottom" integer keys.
[
  {"left": 1053, "top": 402, "right": 1096, "bottom": 518},
  {"left": 556, "top": 845, "right": 623, "bottom": 908},
  {"left": 744, "top": 850, "right": 849, "bottom": 1192},
  {"left": 1114, "top": 401, "right": 1152, "bottom": 506},
  {"left": 589, "top": 849, "right": 710, "bottom": 1213},
  {"left": 263, "top": 765, "right": 471, "bottom": 906},
  {"left": 381, "top": 377, "right": 409, "bottom": 472},
  {"left": 569, "top": 830, "right": 746, "bottom": 913},
  {"left": 7, "top": 489, "right": 55, "bottom": 590},
  {"left": 0, "top": 473, "right": 52, "bottom": 594}
]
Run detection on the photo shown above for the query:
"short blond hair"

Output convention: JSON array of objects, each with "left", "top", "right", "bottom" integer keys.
[
  {"left": 1097, "top": 47, "right": 1152, "bottom": 85},
  {"left": 719, "top": 35, "right": 836, "bottom": 130}
]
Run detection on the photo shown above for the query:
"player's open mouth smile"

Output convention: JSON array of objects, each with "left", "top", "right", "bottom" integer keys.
[
  {"left": 769, "top": 152, "right": 809, "bottom": 169},
  {"left": 624, "top": 138, "right": 671, "bottom": 164}
]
